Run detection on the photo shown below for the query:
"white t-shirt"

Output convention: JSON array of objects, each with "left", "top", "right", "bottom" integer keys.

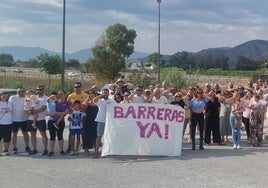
[
  {"left": 95, "top": 98, "right": 116, "bottom": 123},
  {"left": 131, "top": 95, "right": 145, "bottom": 103},
  {"left": 0, "top": 101, "right": 12, "bottom": 125},
  {"left": 242, "top": 99, "right": 251, "bottom": 119},
  {"left": 151, "top": 96, "right": 168, "bottom": 104},
  {"left": 28, "top": 95, "right": 48, "bottom": 121},
  {"left": 9, "top": 95, "right": 28, "bottom": 122}
]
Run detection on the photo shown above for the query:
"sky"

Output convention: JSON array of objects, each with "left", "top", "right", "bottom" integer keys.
[{"left": 1, "top": 0, "right": 268, "bottom": 55}]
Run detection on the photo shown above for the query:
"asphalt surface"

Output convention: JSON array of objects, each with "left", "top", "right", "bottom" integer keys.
[{"left": 0, "top": 119, "right": 268, "bottom": 188}]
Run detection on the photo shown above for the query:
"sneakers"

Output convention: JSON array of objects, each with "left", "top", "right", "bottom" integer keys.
[
  {"left": 29, "top": 149, "right": 38, "bottom": 155},
  {"left": 237, "top": 145, "right": 240, "bottom": 149},
  {"left": 70, "top": 150, "right": 79, "bottom": 155},
  {"left": 60, "top": 151, "right": 65, "bottom": 155},
  {"left": 53, "top": 123, "right": 59, "bottom": 130},
  {"left": 1, "top": 150, "right": 10, "bottom": 156},
  {"left": 233, "top": 145, "right": 237, "bottom": 149},
  {"left": 48, "top": 152, "right": 54, "bottom": 157},
  {"left": 42, "top": 149, "right": 48, "bottom": 156},
  {"left": 25, "top": 146, "right": 31, "bottom": 153},
  {"left": 12, "top": 147, "right": 18, "bottom": 154}
]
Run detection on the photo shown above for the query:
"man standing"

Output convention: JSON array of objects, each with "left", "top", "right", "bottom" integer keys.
[
  {"left": 66, "top": 82, "right": 88, "bottom": 153},
  {"left": 93, "top": 88, "right": 116, "bottom": 158},
  {"left": 9, "top": 87, "right": 31, "bottom": 154},
  {"left": 27, "top": 85, "right": 48, "bottom": 155}
]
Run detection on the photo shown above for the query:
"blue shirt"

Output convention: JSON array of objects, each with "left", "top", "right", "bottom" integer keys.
[{"left": 189, "top": 98, "right": 209, "bottom": 111}]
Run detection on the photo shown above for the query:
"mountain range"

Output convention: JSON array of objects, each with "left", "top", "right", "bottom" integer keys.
[
  {"left": 0, "top": 46, "right": 149, "bottom": 63},
  {"left": 1, "top": 39, "right": 268, "bottom": 62}
]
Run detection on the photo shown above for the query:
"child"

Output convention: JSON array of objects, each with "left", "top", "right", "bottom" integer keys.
[
  {"left": 47, "top": 92, "right": 64, "bottom": 130},
  {"left": 68, "top": 100, "right": 86, "bottom": 155},
  {"left": 24, "top": 90, "right": 39, "bottom": 129}
]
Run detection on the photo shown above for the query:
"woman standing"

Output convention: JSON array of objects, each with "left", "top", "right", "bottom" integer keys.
[
  {"left": 219, "top": 91, "right": 232, "bottom": 143},
  {"left": 189, "top": 89, "right": 209, "bottom": 150},
  {"left": 82, "top": 91, "right": 98, "bottom": 155},
  {"left": 0, "top": 92, "right": 12, "bottom": 155},
  {"left": 241, "top": 90, "right": 253, "bottom": 141},
  {"left": 47, "top": 90, "right": 70, "bottom": 156},
  {"left": 204, "top": 90, "right": 222, "bottom": 145},
  {"left": 249, "top": 91, "right": 266, "bottom": 147},
  {"left": 228, "top": 92, "right": 245, "bottom": 149}
]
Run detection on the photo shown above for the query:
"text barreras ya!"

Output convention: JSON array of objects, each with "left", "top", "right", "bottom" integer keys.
[{"left": 114, "top": 105, "right": 184, "bottom": 123}]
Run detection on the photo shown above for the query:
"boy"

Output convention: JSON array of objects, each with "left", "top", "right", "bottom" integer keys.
[{"left": 68, "top": 100, "right": 86, "bottom": 155}]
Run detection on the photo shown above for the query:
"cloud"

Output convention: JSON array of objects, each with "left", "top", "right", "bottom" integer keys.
[{"left": 1, "top": 0, "right": 268, "bottom": 55}]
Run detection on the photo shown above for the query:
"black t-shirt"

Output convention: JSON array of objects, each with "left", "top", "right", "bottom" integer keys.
[{"left": 170, "top": 100, "right": 185, "bottom": 108}]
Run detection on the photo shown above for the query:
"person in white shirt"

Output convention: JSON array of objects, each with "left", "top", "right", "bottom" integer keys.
[
  {"left": 149, "top": 87, "right": 168, "bottom": 104},
  {"left": 0, "top": 92, "right": 13, "bottom": 155},
  {"left": 93, "top": 88, "right": 116, "bottom": 158},
  {"left": 128, "top": 85, "right": 146, "bottom": 103},
  {"left": 27, "top": 85, "right": 48, "bottom": 155},
  {"left": 9, "top": 87, "right": 31, "bottom": 154}
]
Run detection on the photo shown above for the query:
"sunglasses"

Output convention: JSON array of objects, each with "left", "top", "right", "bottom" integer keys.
[
  {"left": 17, "top": 91, "right": 25, "bottom": 93},
  {"left": 74, "top": 86, "right": 81, "bottom": 88},
  {"left": 36, "top": 88, "right": 44, "bottom": 91}
]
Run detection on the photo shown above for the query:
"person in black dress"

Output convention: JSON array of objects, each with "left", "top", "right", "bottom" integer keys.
[{"left": 82, "top": 91, "right": 99, "bottom": 155}]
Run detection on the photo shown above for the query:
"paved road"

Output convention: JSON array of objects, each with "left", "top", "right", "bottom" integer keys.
[{"left": 1, "top": 121, "right": 268, "bottom": 188}]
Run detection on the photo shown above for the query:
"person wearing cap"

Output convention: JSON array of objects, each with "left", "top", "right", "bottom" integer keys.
[
  {"left": 144, "top": 89, "right": 152, "bottom": 103},
  {"left": 109, "top": 77, "right": 134, "bottom": 94},
  {"left": 0, "top": 92, "right": 13, "bottom": 155}
]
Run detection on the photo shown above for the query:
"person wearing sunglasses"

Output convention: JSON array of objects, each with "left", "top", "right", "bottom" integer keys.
[
  {"left": 128, "top": 85, "right": 146, "bottom": 103},
  {"left": 27, "top": 85, "right": 49, "bottom": 155},
  {"left": 66, "top": 82, "right": 88, "bottom": 154}
]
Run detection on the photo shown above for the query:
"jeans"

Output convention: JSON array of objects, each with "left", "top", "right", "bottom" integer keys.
[{"left": 230, "top": 115, "right": 241, "bottom": 145}]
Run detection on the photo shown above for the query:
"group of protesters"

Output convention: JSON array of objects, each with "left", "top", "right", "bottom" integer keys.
[{"left": 0, "top": 77, "right": 267, "bottom": 157}]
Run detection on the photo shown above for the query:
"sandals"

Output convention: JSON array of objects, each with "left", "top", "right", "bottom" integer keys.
[{"left": 93, "top": 152, "right": 101, "bottom": 158}]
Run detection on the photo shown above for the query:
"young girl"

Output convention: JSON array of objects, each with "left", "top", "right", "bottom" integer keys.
[{"left": 24, "top": 90, "right": 38, "bottom": 129}]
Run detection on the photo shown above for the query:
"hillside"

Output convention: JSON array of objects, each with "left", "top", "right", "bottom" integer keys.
[
  {"left": 0, "top": 46, "right": 149, "bottom": 63},
  {"left": 1, "top": 39, "right": 268, "bottom": 62},
  {"left": 196, "top": 39, "right": 268, "bottom": 61}
]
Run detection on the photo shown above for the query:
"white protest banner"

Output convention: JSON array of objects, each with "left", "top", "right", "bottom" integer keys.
[{"left": 101, "top": 103, "right": 184, "bottom": 157}]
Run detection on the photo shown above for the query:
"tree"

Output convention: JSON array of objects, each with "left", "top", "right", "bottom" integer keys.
[
  {"left": 37, "top": 53, "right": 61, "bottom": 91},
  {"left": 0, "top": 54, "right": 14, "bottom": 67},
  {"left": 84, "top": 23, "right": 137, "bottom": 82},
  {"left": 65, "top": 59, "right": 81, "bottom": 69}
]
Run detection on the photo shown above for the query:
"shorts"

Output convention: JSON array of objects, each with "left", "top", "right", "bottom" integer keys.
[
  {"left": 27, "top": 119, "right": 47, "bottom": 132},
  {"left": 0, "top": 124, "right": 12, "bottom": 142},
  {"left": 69, "top": 129, "right": 82, "bottom": 136},
  {"left": 97, "top": 122, "right": 105, "bottom": 136},
  {"left": 12, "top": 121, "right": 28, "bottom": 132}
]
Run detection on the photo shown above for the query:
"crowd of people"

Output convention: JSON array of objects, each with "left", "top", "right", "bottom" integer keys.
[{"left": 0, "top": 78, "right": 267, "bottom": 158}]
